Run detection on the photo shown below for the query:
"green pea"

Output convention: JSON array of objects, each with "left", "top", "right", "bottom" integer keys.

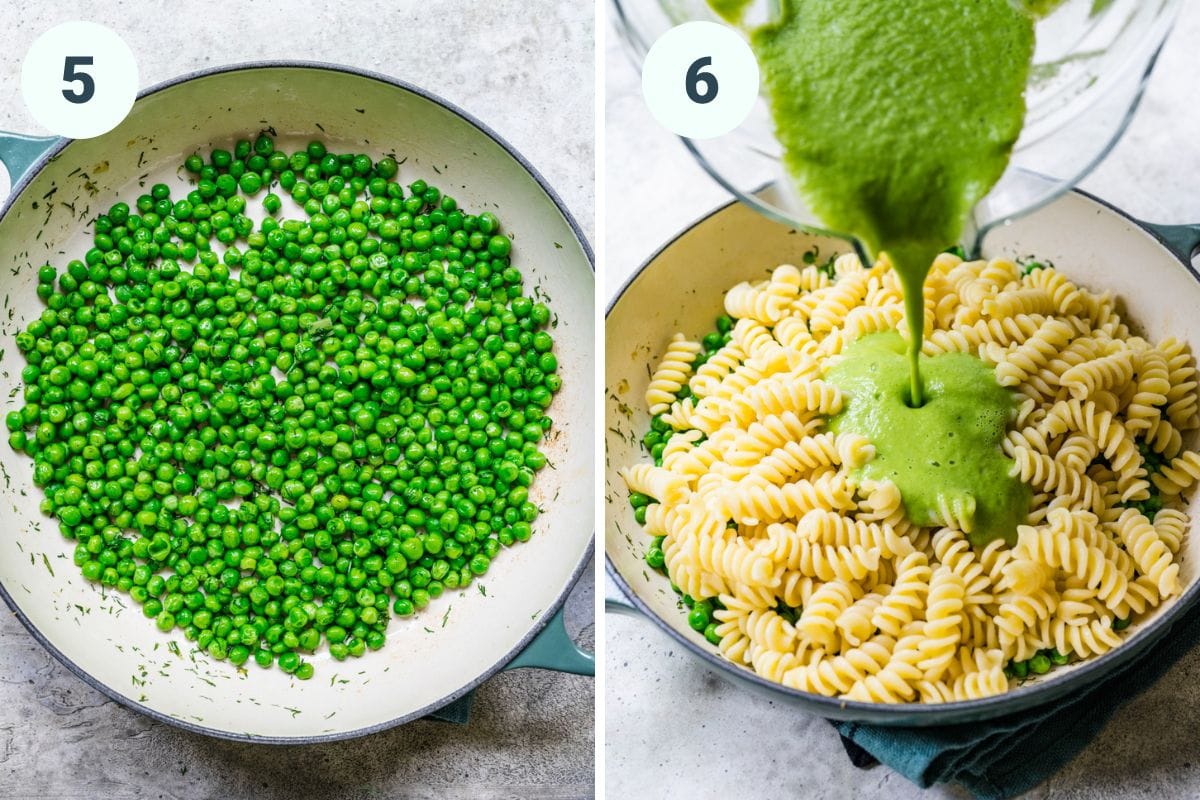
[
  {"left": 628, "top": 492, "right": 653, "bottom": 508},
  {"left": 645, "top": 547, "right": 665, "bottom": 570},
  {"left": 487, "top": 235, "right": 511, "bottom": 258},
  {"left": 375, "top": 157, "right": 398, "bottom": 179},
  {"left": 239, "top": 173, "right": 263, "bottom": 194},
  {"left": 393, "top": 598, "right": 414, "bottom": 616}
]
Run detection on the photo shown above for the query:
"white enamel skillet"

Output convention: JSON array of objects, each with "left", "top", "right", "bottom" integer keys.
[
  {"left": 606, "top": 187, "right": 1200, "bottom": 725},
  {"left": 0, "top": 62, "right": 594, "bottom": 742}
]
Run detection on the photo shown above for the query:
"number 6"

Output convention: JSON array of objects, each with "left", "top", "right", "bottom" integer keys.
[
  {"left": 62, "top": 56, "right": 95, "bottom": 105},
  {"left": 685, "top": 57, "right": 718, "bottom": 105}
]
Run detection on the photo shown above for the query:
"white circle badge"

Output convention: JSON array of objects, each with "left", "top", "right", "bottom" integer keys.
[
  {"left": 21, "top": 21, "right": 138, "bottom": 140},
  {"left": 641, "top": 21, "right": 760, "bottom": 140}
]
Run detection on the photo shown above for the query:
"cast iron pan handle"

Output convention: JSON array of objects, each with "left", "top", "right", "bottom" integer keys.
[
  {"left": 504, "top": 605, "right": 594, "bottom": 676},
  {"left": 605, "top": 572, "right": 641, "bottom": 616},
  {"left": 0, "top": 131, "right": 60, "bottom": 205},
  {"left": 1138, "top": 220, "right": 1200, "bottom": 265}
]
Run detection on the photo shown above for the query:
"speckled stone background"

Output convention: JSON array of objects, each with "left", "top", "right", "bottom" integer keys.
[
  {"left": 0, "top": 2, "right": 595, "bottom": 799},
  {"left": 605, "top": 2, "right": 1200, "bottom": 799}
]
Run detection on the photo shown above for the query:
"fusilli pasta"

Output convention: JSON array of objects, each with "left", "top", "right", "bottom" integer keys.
[{"left": 622, "top": 253, "right": 1196, "bottom": 704}]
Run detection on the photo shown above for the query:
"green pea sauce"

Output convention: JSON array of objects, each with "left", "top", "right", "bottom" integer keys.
[
  {"left": 750, "top": 0, "right": 1035, "bottom": 404},
  {"left": 827, "top": 333, "right": 1029, "bottom": 547},
  {"left": 708, "top": 0, "right": 754, "bottom": 24}
]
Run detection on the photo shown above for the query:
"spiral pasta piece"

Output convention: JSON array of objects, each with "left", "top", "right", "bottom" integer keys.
[
  {"left": 917, "top": 566, "right": 965, "bottom": 682},
  {"left": 1153, "top": 450, "right": 1200, "bottom": 496},
  {"left": 982, "top": 287, "right": 1056, "bottom": 319},
  {"left": 871, "top": 551, "right": 931, "bottom": 638},
  {"left": 790, "top": 541, "right": 881, "bottom": 583},
  {"left": 1160, "top": 337, "right": 1199, "bottom": 429},
  {"left": 689, "top": 341, "right": 746, "bottom": 398},
  {"left": 1142, "top": 416, "right": 1184, "bottom": 460},
  {"left": 931, "top": 528, "right": 991, "bottom": 601},
  {"left": 728, "top": 376, "right": 842, "bottom": 427},
  {"left": 1023, "top": 265, "right": 1083, "bottom": 316},
  {"left": 714, "top": 471, "right": 856, "bottom": 525},
  {"left": 784, "top": 636, "right": 894, "bottom": 696},
  {"left": 661, "top": 430, "right": 721, "bottom": 483},
  {"left": 798, "top": 580, "right": 863, "bottom": 651},
  {"left": 724, "top": 265, "right": 803, "bottom": 326},
  {"left": 995, "top": 587, "right": 1058, "bottom": 647},
  {"left": 1126, "top": 349, "right": 1169, "bottom": 432},
  {"left": 837, "top": 591, "right": 888, "bottom": 648},
  {"left": 1050, "top": 617, "right": 1122, "bottom": 659},
  {"left": 924, "top": 313, "right": 1046, "bottom": 356},
  {"left": 1108, "top": 508, "right": 1179, "bottom": 598},
  {"left": 1039, "top": 399, "right": 1148, "bottom": 501},
  {"left": 988, "top": 318, "right": 1075, "bottom": 387},
  {"left": 1153, "top": 508, "right": 1188, "bottom": 555},
  {"left": 645, "top": 334, "right": 701, "bottom": 416},
  {"left": 731, "top": 412, "right": 822, "bottom": 463},
  {"left": 621, "top": 463, "right": 689, "bottom": 505},
  {"left": 845, "top": 663, "right": 923, "bottom": 703},
  {"left": 1009, "top": 447, "right": 1106, "bottom": 512},
  {"left": 745, "top": 433, "right": 841, "bottom": 486},
  {"left": 671, "top": 505, "right": 777, "bottom": 587},
  {"left": 1060, "top": 350, "right": 1134, "bottom": 400},
  {"left": 950, "top": 657, "right": 1009, "bottom": 700},
  {"left": 1013, "top": 512, "right": 1128, "bottom": 610},
  {"left": 809, "top": 272, "right": 869, "bottom": 335},
  {"left": 930, "top": 494, "right": 978, "bottom": 535},
  {"left": 797, "top": 509, "right": 914, "bottom": 559},
  {"left": 744, "top": 608, "right": 797, "bottom": 653},
  {"left": 960, "top": 259, "right": 1018, "bottom": 306}
]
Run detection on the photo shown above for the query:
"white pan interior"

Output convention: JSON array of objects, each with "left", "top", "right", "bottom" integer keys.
[
  {"left": 0, "top": 65, "right": 594, "bottom": 739},
  {"left": 605, "top": 191, "right": 1199, "bottom": 707}
]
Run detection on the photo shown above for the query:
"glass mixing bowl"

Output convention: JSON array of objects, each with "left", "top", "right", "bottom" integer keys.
[{"left": 613, "top": 0, "right": 1183, "bottom": 261}]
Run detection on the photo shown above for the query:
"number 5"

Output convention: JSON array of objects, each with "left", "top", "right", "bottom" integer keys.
[
  {"left": 686, "top": 57, "right": 718, "bottom": 105},
  {"left": 62, "top": 56, "right": 95, "bottom": 104}
]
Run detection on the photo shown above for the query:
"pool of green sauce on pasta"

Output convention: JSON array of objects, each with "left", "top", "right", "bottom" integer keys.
[
  {"left": 747, "top": 0, "right": 1035, "bottom": 403},
  {"left": 826, "top": 332, "right": 1030, "bottom": 547}
]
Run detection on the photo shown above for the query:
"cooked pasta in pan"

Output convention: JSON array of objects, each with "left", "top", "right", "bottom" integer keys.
[{"left": 622, "top": 251, "right": 1198, "bottom": 703}]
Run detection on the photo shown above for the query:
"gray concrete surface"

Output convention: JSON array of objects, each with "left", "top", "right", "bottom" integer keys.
[
  {"left": 605, "top": 3, "right": 1200, "bottom": 798},
  {"left": 0, "top": 2, "right": 595, "bottom": 799}
]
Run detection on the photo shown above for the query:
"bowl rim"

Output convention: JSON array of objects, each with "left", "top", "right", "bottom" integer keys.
[
  {"left": 609, "top": 0, "right": 1183, "bottom": 262},
  {"left": 604, "top": 186, "right": 1200, "bottom": 724},
  {"left": 0, "top": 59, "right": 595, "bottom": 745}
]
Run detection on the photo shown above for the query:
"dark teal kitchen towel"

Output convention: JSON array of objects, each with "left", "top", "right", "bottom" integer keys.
[
  {"left": 426, "top": 691, "right": 473, "bottom": 724},
  {"left": 832, "top": 597, "right": 1200, "bottom": 800}
]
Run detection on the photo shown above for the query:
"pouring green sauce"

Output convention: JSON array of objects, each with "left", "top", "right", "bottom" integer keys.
[
  {"left": 708, "top": 0, "right": 755, "bottom": 24},
  {"left": 751, "top": 0, "right": 1034, "bottom": 404},
  {"left": 710, "top": 0, "right": 1044, "bottom": 544}
]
